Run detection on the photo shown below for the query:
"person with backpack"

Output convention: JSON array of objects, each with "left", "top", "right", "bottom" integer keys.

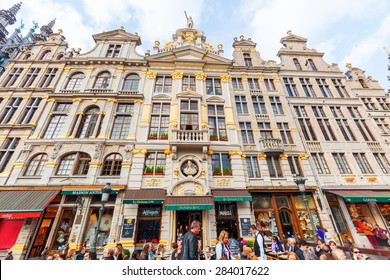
[{"left": 249, "top": 224, "right": 266, "bottom": 260}]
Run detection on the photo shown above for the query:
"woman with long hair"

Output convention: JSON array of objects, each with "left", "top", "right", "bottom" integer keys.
[
  {"left": 215, "top": 230, "right": 234, "bottom": 260},
  {"left": 139, "top": 244, "right": 150, "bottom": 260}
]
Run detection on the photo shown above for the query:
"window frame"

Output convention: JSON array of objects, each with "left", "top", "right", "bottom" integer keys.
[
  {"left": 56, "top": 152, "right": 91, "bottom": 176},
  {"left": 101, "top": 153, "right": 123, "bottom": 176},
  {"left": 24, "top": 153, "right": 48, "bottom": 176}
]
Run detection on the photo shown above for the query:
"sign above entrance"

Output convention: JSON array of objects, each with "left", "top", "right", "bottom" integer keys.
[
  {"left": 329, "top": 190, "right": 390, "bottom": 203},
  {"left": 61, "top": 190, "right": 119, "bottom": 195},
  {"left": 0, "top": 212, "right": 42, "bottom": 219},
  {"left": 212, "top": 189, "right": 252, "bottom": 202},
  {"left": 165, "top": 196, "right": 214, "bottom": 210}
]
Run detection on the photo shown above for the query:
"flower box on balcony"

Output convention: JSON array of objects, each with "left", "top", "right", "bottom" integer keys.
[
  {"left": 160, "top": 133, "right": 168, "bottom": 140},
  {"left": 220, "top": 135, "right": 228, "bottom": 141},
  {"left": 213, "top": 167, "right": 222, "bottom": 176},
  {"left": 148, "top": 133, "right": 157, "bottom": 140},
  {"left": 223, "top": 167, "right": 232, "bottom": 176},
  {"left": 210, "top": 134, "right": 218, "bottom": 141},
  {"left": 144, "top": 166, "right": 154, "bottom": 175}
]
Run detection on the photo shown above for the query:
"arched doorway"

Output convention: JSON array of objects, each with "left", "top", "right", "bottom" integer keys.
[{"left": 278, "top": 208, "right": 296, "bottom": 239}]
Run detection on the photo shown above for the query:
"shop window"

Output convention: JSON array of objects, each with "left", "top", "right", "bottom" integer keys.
[
  {"left": 215, "top": 202, "right": 239, "bottom": 239},
  {"left": 378, "top": 203, "right": 390, "bottom": 228},
  {"left": 0, "top": 219, "right": 24, "bottom": 250},
  {"left": 136, "top": 205, "right": 162, "bottom": 243},
  {"left": 252, "top": 195, "right": 275, "bottom": 239},
  {"left": 294, "top": 195, "right": 320, "bottom": 239},
  {"left": 52, "top": 209, "right": 74, "bottom": 250},
  {"left": 84, "top": 207, "right": 113, "bottom": 250},
  {"left": 276, "top": 196, "right": 290, "bottom": 208},
  {"left": 330, "top": 205, "right": 349, "bottom": 234}
]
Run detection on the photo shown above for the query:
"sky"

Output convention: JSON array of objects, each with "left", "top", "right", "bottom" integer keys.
[{"left": 2, "top": 0, "right": 390, "bottom": 90}]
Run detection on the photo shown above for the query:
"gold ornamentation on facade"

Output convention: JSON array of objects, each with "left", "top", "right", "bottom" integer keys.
[
  {"left": 173, "top": 168, "right": 179, "bottom": 177},
  {"left": 86, "top": 66, "right": 94, "bottom": 72},
  {"left": 164, "top": 41, "right": 174, "bottom": 49},
  {"left": 145, "top": 179, "right": 161, "bottom": 187},
  {"left": 299, "top": 154, "right": 309, "bottom": 160},
  {"left": 258, "top": 153, "right": 267, "bottom": 159},
  {"left": 132, "top": 149, "right": 147, "bottom": 155},
  {"left": 75, "top": 112, "right": 84, "bottom": 116},
  {"left": 47, "top": 98, "right": 56, "bottom": 102},
  {"left": 195, "top": 184, "right": 205, "bottom": 195},
  {"left": 73, "top": 98, "right": 82, "bottom": 102},
  {"left": 220, "top": 75, "right": 232, "bottom": 83},
  {"left": 154, "top": 40, "right": 160, "bottom": 47},
  {"left": 181, "top": 32, "right": 197, "bottom": 40},
  {"left": 291, "top": 128, "right": 298, "bottom": 131},
  {"left": 229, "top": 150, "right": 243, "bottom": 157},
  {"left": 215, "top": 179, "right": 231, "bottom": 187},
  {"left": 250, "top": 48, "right": 256, "bottom": 52},
  {"left": 201, "top": 122, "right": 208, "bottom": 129},
  {"left": 367, "top": 177, "right": 378, "bottom": 183},
  {"left": 141, "top": 69, "right": 148, "bottom": 74},
  {"left": 45, "top": 162, "right": 57, "bottom": 168},
  {"left": 244, "top": 145, "right": 256, "bottom": 151},
  {"left": 10, "top": 245, "right": 25, "bottom": 252},
  {"left": 164, "top": 149, "right": 172, "bottom": 155},
  {"left": 64, "top": 67, "right": 71, "bottom": 72},
  {"left": 117, "top": 67, "right": 125, "bottom": 72},
  {"left": 280, "top": 154, "right": 288, "bottom": 160},
  {"left": 147, "top": 71, "right": 157, "bottom": 79},
  {"left": 195, "top": 72, "right": 207, "bottom": 80},
  {"left": 274, "top": 76, "right": 280, "bottom": 82},
  {"left": 344, "top": 177, "right": 356, "bottom": 183},
  {"left": 89, "top": 162, "right": 102, "bottom": 168},
  {"left": 13, "top": 163, "right": 26, "bottom": 168},
  {"left": 235, "top": 47, "right": 241, "bottom": 51},
  {"left": 91, "top": 99, "right": 98, "bottom": 104},
  {"left": 346, "top": 63, "right": 352, "bottom": 69},
  {"left": 208, "top": 149, "right": 214, "bottom": 155},
  {"left": 6, "top": 66, "right": 12, "bottom": 71},
  {"left": 241, "top": 75, "right": 248, "bottom": 82},
  {"left": 23, "top": 66, "right": 29, "bottom": 71},
  {"left": 170, "top": 120, "right": 178, "bottom": 128},
  {"left": 287, "top": 30, "right": 292, "bottom": 35},
  {"left": 201, "top": 170, "right": 205, "bottom": 177},
  {"left": 258, "top": 76, "right": 264, "bottom": 82},
  {"left": 121, "top": 162, "right": 132, "bottom": 168},
  {"left": 204, "top": 43, "right": 214, "bottom": 50},
  {"left": 217, "top": 44, "right": 223, "bottom": 50},
  {"left": 171, "top": 71, "right": 184, "bottom": 80},
  {"left": 173, "top": 184, "right": 184, "bottom": 195},
  {"left": 22, "top": 96, "right": 30, "bottom": 99}
]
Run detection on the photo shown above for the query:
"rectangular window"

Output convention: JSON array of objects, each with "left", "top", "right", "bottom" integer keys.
[
  {"left": 154, "top": 76, "right": 172, "bottom": 93},
  {"left": 283, "top": 77, "right": 298, "bottom": 97},
  {"left": 376, "top": 98, "right": 390, "bottom": 110},
  {"left": 311, "top": 153, "right": 330, "bottom": 174},
  {"left": 208, "top": 105, "right": 227, "bottom": 141},
  {"left": 2, "top": 68, "right": 23, "bottom": 87},
  {"left": 246, "top": 156, "right": 261, "bottom": 178},
  {"left": 106, "top": 44, "right": 121, "bottom": 58},
  {"left": 39, "top": 68, "right": 58, "bottom": 88},
  {"left": 205, "top": 78, "right": 222, "bottom": 95},
  {"left": 264, "top": 78, "right": 275, "bottom": 91},
  {"left": 43, "top": 102, "right": 72, "bottom": 139},
  {"left": 0, "top": 137, "right": 20, "bottom": 172},
  {"left": 270, "top": 96, "right": 284, "bottom": 115},
  {"left": 111, "top": 103, "right": 134, "bottom": 139},
  {"left": 182, "top": 75, "right": 196, "bottom": 91},
  {"left": 373, "top": 153, "right": 390, "bottom": 174},
  {"left": 330, "top": 107, "right": 356, "bottom": 141},
  {"left": 299, "top": 78, "right": 316, "bottom": 97},
  {"left": 277, "top": 122, "right": 294, "bottom": 144},
  {"left": 232, "top": 77, "right": 243, "bottom": 91},
  {"left": 288, "top": 156, "right": 302, "bottom": 176},
  {"left": 20, "top": 68, "right": 40, "bottom": 88},
  {"left": 136, "top": 205, "right": 162, "bottom": 243},
  {"left": 248, "top": 78, "right": 260, "bottom": 92},
  {"left": 240, "top": 122, "right": 254, "bottom": 144},
  {"left": 244, "top": 53, "right": 252, "bottom": 67},
  {"left": 373, "top": 118, "right": 390, "bottom": 134},
  {"left": 235, "top": 96, "right": 248, "bottom": 114},
  {"left": 149, "top": 103, "right": 170, "bottom": 140},
  {"left": 258, "top": 122, "right": 273, "bottom": 139},
  {"left": 332, "top": 153, "right": 352, "bottom": 174},
  {"left": 212, "top": 153, "right": 231, "bottom": 176},
  {"left": 294, "top": 106, "right": 317, "bottom": 141},
  {"left": 316, "top": 78, "right": 333, "bottom": 97},
  {"left": 266, "top": 156, "right": 283, "bottom": 178},
  {"left": 144, "top": 152, "right": 166, "bottom": 175},
  {"left": 353, "top": 153, "right": 373, "bottom": 174},
  {"left": 312, "top": 106, "right": 337, "bottom": 141},
  {"left": 331, "top": 79, "right": 349, "bottom": 98},
  {"left": 252, "top": 96, "right": 267, "bottom": 115},
  {"left": 180, "top": 100, "right": 198, "bottom": 130},
  {"left": 348, "top": 107, "right": 375, "bottom": 141},
  {"left": 19, "top": 97, "right": 41, "bottom": 124},
  {"left": 361, "top": 98, "right": 377, "bottom": 110},
  {"left": 0, "top": 97, "right": 22, "bottom": 124}
]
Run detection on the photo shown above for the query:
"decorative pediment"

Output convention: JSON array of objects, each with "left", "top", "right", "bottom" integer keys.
[
  {"left": 280, "top": 32, "right": 308, "bottom": 45},
  {"left": 176, "top": 91, "right": 203, "bottom": 99},
  {"left": 92, "top": 29, "right": 141, "bottom": 45},
  {"left": 232, "top": 35, "right": 257, "bottom": 48},
  {"left": 206, "top": 96, "right": 225, "bottom": 103},
  {"left": 152, "top": 94, "right": 172, "bottom": 101}
]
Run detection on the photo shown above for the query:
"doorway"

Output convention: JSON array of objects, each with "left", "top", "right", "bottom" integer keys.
[
  {"left": 176, "top": 210, "right": 202, "bottom": 240},
  {"left": 278, "top": 209, "right": 296, "bottom": 238}
]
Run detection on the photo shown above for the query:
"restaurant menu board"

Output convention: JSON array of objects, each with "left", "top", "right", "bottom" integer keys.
[
  {"left": 240, "top": 218, "right": 252, "bottom": 236},
  {"left": 121, "top": 218, "right": 135, "bottom": 238}
]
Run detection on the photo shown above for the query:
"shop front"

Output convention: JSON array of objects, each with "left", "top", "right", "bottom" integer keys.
[{"left": 251, "top": 192, "right": 321, "bottom": 242}]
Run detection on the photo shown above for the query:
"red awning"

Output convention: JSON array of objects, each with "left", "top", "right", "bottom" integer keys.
[{"left": 123, "top": 189, "right": 165, "bottom": 204}]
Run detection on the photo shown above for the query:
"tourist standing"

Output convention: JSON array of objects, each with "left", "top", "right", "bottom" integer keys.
[{"left": 181, "top": 220, "right": 201, "bottom": 260}]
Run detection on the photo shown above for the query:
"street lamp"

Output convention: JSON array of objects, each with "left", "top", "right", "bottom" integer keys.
[
  {"left": 90, "top": 183, "right": 111, "bottom": 260},
  {"left": 294, "top": 174, "right": 317, "bottom": 240}
]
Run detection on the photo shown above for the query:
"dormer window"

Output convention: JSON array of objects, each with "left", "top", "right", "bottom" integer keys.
[
  {"left": 40, "top": 50, "right": 51, "bottom": 60},
  {"left": 243, "top": 53, "right": 252, "bottom": 67},
  {"left": 106, "top": 44, "right": 121, "bottom": 58},
  {"left": 359, "top": 78, "right": 368, "bottom": 88},
  {"left": 307, "top": 59, "right": 317, "bottom": 71},
  {"left": 293, "top": 58, "right": 302, "bottom": 70}
]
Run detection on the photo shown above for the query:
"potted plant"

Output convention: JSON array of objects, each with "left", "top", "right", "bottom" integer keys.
[
  {"left": 160, "top": 133, "right": 168, "bottom": 140},
  {"left": 213, "top": 167, "right": 222, "bottom": 176},
  {"left": 220, "top": 135, "right": 228, "bottom": 141},
  {"left": 148, "top": 133, "right": 157, "bottom": 140},
  {"left": 144, "top": 166, "right": 154, "bottom": 175},
  {"left": 155, "top": 166, "right": 164, "bottom": 175},
  {"left": 223, "top": 167, "right": 232, "bottom": 176},
  {"left": 210, "top": 134, "right": 218, "bottom": 141}
]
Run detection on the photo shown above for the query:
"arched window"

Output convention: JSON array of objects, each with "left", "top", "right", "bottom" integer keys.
[
  {"left": 56, "top": 152, "right": 91, "bottom": 175},
  {"left": 122, "top": 74, "right": 140, "bottom": 92},
  {"left": 93, "top": 71, "right": 111, "bottom": 89},
  {"left": 23, "top": 54, "right": 31, "bottom": 60},
  {"left": 24, "top": 153, "right": 48, "bottom": 176},
  {"left": 307, "top": 59, "right": 317, "bottom": 71},
  {"left": 243, "top": 53, "right": 252, "bottom": 67},
  {"left": 65, "top": 72, "right": 85, "bottom": 90},
  {"left": 77, "top": 107, "right": 101, "bottom": 138},
  {"left": 293, "top": 58, "right": 302, "bottom": 70},
  {"left": 56, "top": 54, "right": 64, "bottom": 60},
  {"left": 101, "top": 153, "right": 123, "bottom": 176},
  {"left": 40, "top": 50, "right": 51, "bottom": 60},
  {"left": 359, "top": 78, "right": 368, "bottom": 88}
]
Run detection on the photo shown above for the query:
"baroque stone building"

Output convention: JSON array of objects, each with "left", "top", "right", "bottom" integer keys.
[{"left": 0, "top": 19, "right": 389, "bottom": 259}]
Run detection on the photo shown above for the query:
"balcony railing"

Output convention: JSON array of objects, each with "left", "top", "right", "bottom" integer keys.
[
  {"left": 255, "top": 114, "right": 270, "bottom": 122},
  {"left": 86, "top": 88, "right": 113, "bottom": 94},
  {"left": 174, "top": 130, "right": 208, "bottom": 142},
  {"left": 367, "top": 141, "right": 383, "bottom": 152},
  {"left": 250, "top": 89, "right": 263, "bottom": 95},
  {"left": 118, "top": 90, "right": 140, "bottom": 95},
  {"left": 306, "top": 141, "right": 322, "bottom": 152},
  {"left": 259, "top": 138, "right": 284, "bottom": 153}
]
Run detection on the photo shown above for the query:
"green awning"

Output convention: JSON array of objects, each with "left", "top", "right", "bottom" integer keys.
[
  {"left": 329, "top": 190, "right": 390, "bottom": 203},
  {"left": 0, "top": 190, "right": 59, "bottom": 213},
  {"left": 123, "top": 189, "right": 165, "bottom": 204},
  {"left": 212, "top": 189, "right": 252, "bottom": 202},
  {"left": 165, "top": 196, "right": 214, "bottom": 210}
]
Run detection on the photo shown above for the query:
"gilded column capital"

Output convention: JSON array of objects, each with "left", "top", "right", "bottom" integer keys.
[
  {"left": 220, "top": 75, "right": 232, "bottom": 83},
  {"left": 274, "top": 76, "right": 280, "bottom": 82},
  {"left": 134, "top": 100, "right": 143, "bottom": 104},
  {"left": 86, "top": 66, "right": 94, "bottom": 72},
  {"left": 47, "top": 98, "right": 56, "bottom": 102},
  {"left": 73, "top": 98, "right": 82, "bottom": 102},
  {"left": 258, "top": 76, "right": 265, "bottom": 82},
  {"left": 208, "top": 149, "right": 214, "bottom": 155},
  {"left": 23, "top": 66, "right": 29, "bottom": 71},
  {"left": 195, "top": 72, "right": 207, "bottom": 80},
  {"left": 141, "top": 69, "right": 148, "bottom": 74},
  {"left": 75, "top": 112, "right": 84, "bottom": 116},
  {"left": 299, "top": 154, "right": 309, "bottom": 160},
  {"left": 164, "top": 149, "right": 172, "bottom": 155},
  {"left": 280, "top": 153, "right": 288, "bottom": 160},
  {"left": 107, "top": 98, "right": 117, "bottom": 103},
  {"left": 6, "top": 66, "right": 12, "bottom": 71},
  {"left": 229, "top": 150, "right": 243, "bottom": 157},
  {"left": 132, "top": 149, "right": 147, "bottom": 155},
  {"left": 97, "top": 112, "right": 105, "bottom": 116},
  {"left": 64, "top": 67, "right": 71, "bottom": 72},
  {"left": 147, "top": 71, "right": 157, "bottom": 79},
  {"left": 258, "top": 153, "right": 267, "bottom": 159},
  {"left": 241, "top": 75, "right": 248, "bottom": 82},
  {"left": 117, "top": 67, "right": 125, "bottom": 73},
  {"left": 171, "top": 71, "right": 184, "bottom": 80}
]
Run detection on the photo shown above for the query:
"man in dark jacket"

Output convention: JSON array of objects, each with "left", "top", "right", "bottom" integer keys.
[
  {"left": 296, "top": 240, "right": 309, "bottom": 260},
  {"left": 181, "top": 220, "right": 201, "bottom": 260}
]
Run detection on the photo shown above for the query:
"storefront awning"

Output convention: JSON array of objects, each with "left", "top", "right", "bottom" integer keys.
[
  {"left": 123, "top": 189, "right": 165, "bottom": 204},
  {"left": 165, "top": 196, "right": 214, "bottom": 210},
  {"left": 61, "top": 185, "right": 122, "bottom": 195},
  {"left": 329, "top": 190, "right": 390, "bottom": 203},
  {"left": 212, "top": 189, "right": 252, "bottom": 202},
  {"left": 0, "top": 190, "right": 59, "bottom": 218}
]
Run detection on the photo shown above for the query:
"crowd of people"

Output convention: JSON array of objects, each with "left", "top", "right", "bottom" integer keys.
[{"left": 3, "top": 220, "right": 389, "bottom": 261}]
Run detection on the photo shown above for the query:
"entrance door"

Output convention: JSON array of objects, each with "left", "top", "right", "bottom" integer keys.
[
  {"left": 278, "top": 209, "right": 296, "bottom": 238},
  {"left": 28, "top": 218, "right": 54, "bottom": 258},
  {"left": 176, "top": 210, "right": 202, "bottom": 241}
]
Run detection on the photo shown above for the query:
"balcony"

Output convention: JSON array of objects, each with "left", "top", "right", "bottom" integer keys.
[
  {"left": 173, "top": 130, "right": 208, "bottom": 144},
  {"left": 367, "top": 141, "right": 383, "bottom": 152},
  {"left": 255, "top": 114, "right": 270, "bottom": 122},
  {"left": 259, "top": 138, "right": 284, "bottom": 153},
  {"left": 250, "top": 89, "right": 263, "bottom": 95}
]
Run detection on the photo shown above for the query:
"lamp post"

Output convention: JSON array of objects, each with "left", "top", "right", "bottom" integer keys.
[
  {"left": 294, "top": 174, "right": 317, "bottom": 240},
  {"left": 90, "top": 183, "right": 111, "bottom": 260}
]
